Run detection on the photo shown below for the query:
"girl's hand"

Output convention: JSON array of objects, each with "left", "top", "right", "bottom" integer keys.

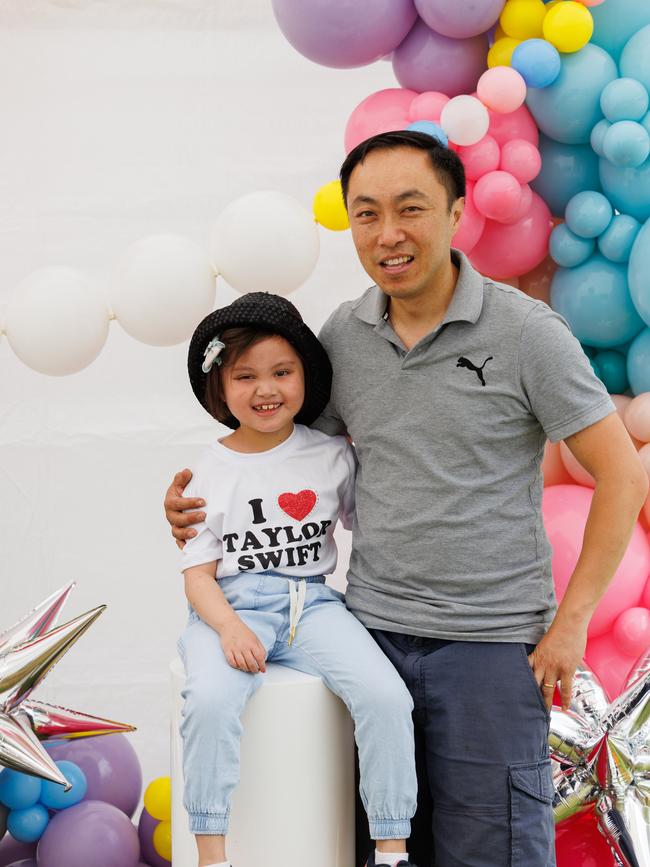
[{"left": 220, "top": 619, "right": 267, "bottom": 674}]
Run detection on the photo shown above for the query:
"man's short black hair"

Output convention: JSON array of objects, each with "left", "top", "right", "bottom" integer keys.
[{"left": 340, "top": 130, "right": 466, "bottom": 212}]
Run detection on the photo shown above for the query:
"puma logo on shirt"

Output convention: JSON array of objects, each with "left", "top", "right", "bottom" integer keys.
[{"left": 456, "top": 356, "right": 493, "bottom": 387}]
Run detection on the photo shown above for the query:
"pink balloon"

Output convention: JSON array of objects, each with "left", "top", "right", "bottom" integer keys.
[
  {"left": 488, "top": 102, "right": 539, "bottom": 147},
  {"left": 559, "top": 440, "right": 595, "bottom": 488},
  {"left": 452, "top": 181, "right": 485, "bottom": 254},
  {"left": 500, "top": 139, "right": 542, "bottom": 184},
  {"left": 612, "top": 606, "right": 650, "bottom": 657},
  {"left": 469, "top": 190, "right": 552, "bottom": 278},
  {"left": 575, "top": 0, "right": 606, "bottom": 5},
  {"left": 456, "top": 134, "right": 500, "bottom": 180},
  {"left": 585, "top": 631, "right": 636, "bottom": 699},
  {"left": 542, "top": 485, "right": 650, "bottom": 638},
  {"left": 477, "top": 66, "right": 527, "bottom": 114},
  {"left": 344, "top": 87, "right": 418, "bottom": 153},
  {"left": 474, "top": 170, "right": 522, "bottom": 222},
  {"left": 502, "top": 182, "right": 533, "bottom": 224},
  {"left": 542, "top": 440, "right": 574, "bottom": 487},
  {"left": 408, "top": 91, "right": 449, "bottom": 123},
  {"left": 624, "top": 393, "right": 650, "bottom": 443}
]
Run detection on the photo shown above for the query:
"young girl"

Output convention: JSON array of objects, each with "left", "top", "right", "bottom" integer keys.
[{"left": 178, "top": 291, "right": 417, "bottom": 867}]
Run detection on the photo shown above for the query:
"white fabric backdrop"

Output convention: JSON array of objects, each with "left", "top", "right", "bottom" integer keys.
[{"left": 0, "top": 1, "right": 398, "bottom": 787}]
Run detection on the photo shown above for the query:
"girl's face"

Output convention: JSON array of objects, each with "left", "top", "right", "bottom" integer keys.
[{"left": 221, "top": 335, "right": 305, "bottom": 439}]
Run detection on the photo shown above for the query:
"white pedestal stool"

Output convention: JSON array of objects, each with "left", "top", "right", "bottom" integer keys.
[{"left": 170, "top": 658, "right": 356, "bottom": 867}]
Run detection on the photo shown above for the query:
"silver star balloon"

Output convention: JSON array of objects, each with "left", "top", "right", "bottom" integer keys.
[
  {"left": 0, "top": 583, "right": 134, "bottom": 790},
  {"left": 550, "top": 652, "right": 650, "bottom": 867}
]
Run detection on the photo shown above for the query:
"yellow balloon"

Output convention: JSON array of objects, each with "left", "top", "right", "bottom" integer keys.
[
  {"left": 544, "top": 0, "right": 562, "bottom": 10},
  {"left": 153, "top": 819, "right": 172, "bottom": 862},
  {"left": 313, "top": 180, "right": 349, "bottom": 231},
  {"left": 494, "top": 22, "right": 507, "bottom": 40},
  {"left": 487, "top": 37, "right": 521, "bottom": 68},
  {"left": 543, "top": 1, "right": 593, "bottom": 53},
  {"left": 144, "top": 776, "right": 171, "bottom": 822},
  {"left": 500, "top": 0, "right": 547, "bottom": 39}
]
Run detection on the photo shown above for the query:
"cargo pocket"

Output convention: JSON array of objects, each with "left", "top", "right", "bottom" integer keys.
[{"left": 509, "top": 759, "right": 556, "bottom": 867}]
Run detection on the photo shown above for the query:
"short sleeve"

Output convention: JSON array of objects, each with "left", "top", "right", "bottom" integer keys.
[
  {"left": 340, "top": 441, "right": 358, "bottom": 531},
  {"left": 178, "top": 472, "right": 222, "bottom": 573},
  {"left": 518, "top": 304, "right": 615, "bottom": 443},
  {"left": 311, "top": 315, "right": 347, "bottom": 437}
]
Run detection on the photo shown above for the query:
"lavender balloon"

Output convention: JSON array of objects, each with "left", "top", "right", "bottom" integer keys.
[
  {"left": 6, "top": 860, "right": 37, "bottom": 867},
  {"left": 272, "top": 0, "right": 418, "bottom": 69},
  {"left": 37, "top": 801, "right": 140, "bottom": 867},
  {"left": 137, "top": 808, "right": 170, "bottom": 867},
  {"left": 46, "top": 733, "right": 142, "bottom": 817},
  {"left": 415, "top": 0, "right": 506, "bottom": 39},
  {"left": 392, "top": 19, "right": 489, "bottom": 97},
  {"left": 0, "top": 837, "right": 36, "bottom": 867}
]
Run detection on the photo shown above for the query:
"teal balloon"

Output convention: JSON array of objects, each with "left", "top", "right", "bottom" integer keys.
[
  {"left": 565, "top": 191, "right": 613, "bottom": 239},
  {"left": 591, "top": 119, "right": 611, "bottom": 158},
  {"left": 550, "top": 224, "right": 595, "bottom": 268},
  {"left": 6, "top": 804, "right": 49, "bottom": 843},
  {"left": 627, "top": 327, "right": 650, "bottom": 394},
  {"left": 589, "top": 358, "right": 602, "bottom": 379},
  {"left": 593, "top": 349, "right": 629, "bottom": 394},
  {"left": 601, "top": 78, "right": 649, "bottom": 123},
  {"left": 591, "top": 0, "right": 650, "bottom": 64},
  {"left": 598, "top": 214, "right": 641, "bottom": 263},
  {"left": 599, "top": 154, "right": 650, "bottom": 222},
  {"left": 628, "top": 217, "right": 650, "bottom": 326},
  {"left": 581, "top": 344, "right": 596, "bottom": 359},
  {"left": 531, "top": 134, "right": 601, "bottom": 218},
  {"left": 603, "top": 120, "right": 650, "bottom": 168},
  {"left": 526, "top": 45, "right": 617, "bottom": 145},
  {"left": 619, "top": 24, "right": 650, "bottom": 93},
  {"left": 550, "top": 253, "right": 645, "bottom": 348}
]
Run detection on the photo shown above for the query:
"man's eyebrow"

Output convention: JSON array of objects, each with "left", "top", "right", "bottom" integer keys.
[{"left": 349, "top": 189, "right": 431, "bottom": 208}]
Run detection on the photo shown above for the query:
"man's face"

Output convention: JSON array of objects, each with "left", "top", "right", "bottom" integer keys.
[{"left": 346, "top": 147, "right": 464, "bottom": 301}]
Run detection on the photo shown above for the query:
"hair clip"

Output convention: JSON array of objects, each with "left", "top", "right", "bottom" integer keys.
[{"left": 202, "top": 336, "right": 226, "bottom": 373}]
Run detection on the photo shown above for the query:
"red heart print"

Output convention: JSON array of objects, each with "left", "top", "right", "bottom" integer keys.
[{"left": 278, "top": 490, "right": 317, "bottom": 521}]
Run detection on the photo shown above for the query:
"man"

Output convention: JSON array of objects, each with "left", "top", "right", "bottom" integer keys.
[{"left": 165, "top": 132, "right": 649, "bottom": 866}]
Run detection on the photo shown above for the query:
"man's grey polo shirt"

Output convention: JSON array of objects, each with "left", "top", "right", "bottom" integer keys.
[{"left": 314, "top": 251, "right": 615, "bottom": 644}]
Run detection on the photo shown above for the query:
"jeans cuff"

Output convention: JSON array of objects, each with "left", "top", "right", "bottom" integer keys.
[
  {"left": 188, "top": 811, "right": 229, "bottom": 835},
  {"left": 369, "top": 818, "right": 412, "bottom": 840}
]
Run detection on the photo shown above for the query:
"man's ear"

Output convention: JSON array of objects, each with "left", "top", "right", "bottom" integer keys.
[{"left": 451, "top": 197, "right": 465, "bottom": 234}]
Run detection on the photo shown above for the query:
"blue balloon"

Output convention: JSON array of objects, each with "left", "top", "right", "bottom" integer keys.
[
  {"left": 600, "top": 154, "right": 650, "bottom": 222},
  {"left": 39, "top": 761, "right": 87, "bottom": 810},
  {"left": 628, "top": 217, "right": 650, "bottom": 326},
  {"left": 619, "top": 24, "right": 650, "bottom": 93},
  {"left": 565, "top": 191, "right": 613, "bottom": 239},
  {"left": 593, "top": 349, "right": 629, "bottom": 393},
  {"left": 531, "top": 134, "right": 601, "bottom": 218},
  {"left": 601, "top": 78, "right": 649, "bottom": 123},
  {"left": 603, "top": 120, "right": 650, "bottom": 168},
  {"left": 6, "top": 804, "right": 49, "bottom": 843},
  {"left": 549, "top": 223, "right": 595, "bottom": 268},
  {"left": 591, "top": 119, "right": 611, "bottom": 158},
  {"left": 406, "top": 120, "right": 448, "bottom": 147},
  {"left": 598, "top": 214, "right": 641, "bottom": 263},
  {"left": 591, "top": 0, "right": 650, "bottom": 63},
  {"left": 627, "top": 327, "right": 650, "bottom": 394},
  {"left": 526, "top": 44, "right": 617, "bottom": 145},
  {"left": 511, "top": 39, "right": 561, "bottom": 89},
  {"left": 550, "top": 253, "right": 645, "bottom": 348},
  {"left": 0, "top": 770, "right": 41, "bottom": 811}
]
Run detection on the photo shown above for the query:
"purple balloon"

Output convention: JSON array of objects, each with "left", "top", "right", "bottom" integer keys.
[
  {"left": 137, "top": 808, "right": 170, "bottom": 867},
  {"left": 392, "top": 18, "right": 489, "bottom": 97},
  {"left": 271, "top": 0, "right": 418, "bottom": 69},
  {"left": 0, "top": 837, "right": 36, "bottom": 867},
  {"left": 6, "top": 860, "right": 37, "bottom": 867},
  {"left": 37, "top": 800, "right": 140, "bottom": 867},
  {"left": 46, "top": 734, "right": 142, "bottom": 818},
  {"left": 414, "top": 0, "right": 506, "bottom": 39}
]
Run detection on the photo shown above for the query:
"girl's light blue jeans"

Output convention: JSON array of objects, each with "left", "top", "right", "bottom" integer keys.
[{"left": 177, "top": 571, "right": 417, "bottom": 840}]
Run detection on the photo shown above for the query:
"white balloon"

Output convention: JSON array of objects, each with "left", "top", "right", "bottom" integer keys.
[
  {"left": 111, "top": 234, "right": 216, "bottom": 346},
  {"left": 440, "top": 95, "right": 490, "bottom": 147},
  {"left": 5, "top": 267, "right": 110, "bottom": 376},
  {"left": 210, "top": 191, "right": 320, "bottom": 296}
]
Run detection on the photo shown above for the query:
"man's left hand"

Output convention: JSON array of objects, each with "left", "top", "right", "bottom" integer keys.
[{"left": 527, "top": 620, "right": 588, "bottom": 711}]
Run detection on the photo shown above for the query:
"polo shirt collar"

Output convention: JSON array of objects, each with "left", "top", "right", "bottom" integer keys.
[{"left": 351, "top": 249, "right": 484, "bottom": 327}]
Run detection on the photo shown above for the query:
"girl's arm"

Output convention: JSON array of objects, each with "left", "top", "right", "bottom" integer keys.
[{"left": 184, "top": 565, "right": 267, "bottom": 673}]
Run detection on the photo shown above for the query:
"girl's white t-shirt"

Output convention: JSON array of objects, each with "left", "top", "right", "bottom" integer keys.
[{"left": 179, "top": 424, "right": 356, "bottom": 579}]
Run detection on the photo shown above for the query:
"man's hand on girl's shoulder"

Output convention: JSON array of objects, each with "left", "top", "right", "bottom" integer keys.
[{"left": 164, "top": 468, "right": 206, "bottom": 549}]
